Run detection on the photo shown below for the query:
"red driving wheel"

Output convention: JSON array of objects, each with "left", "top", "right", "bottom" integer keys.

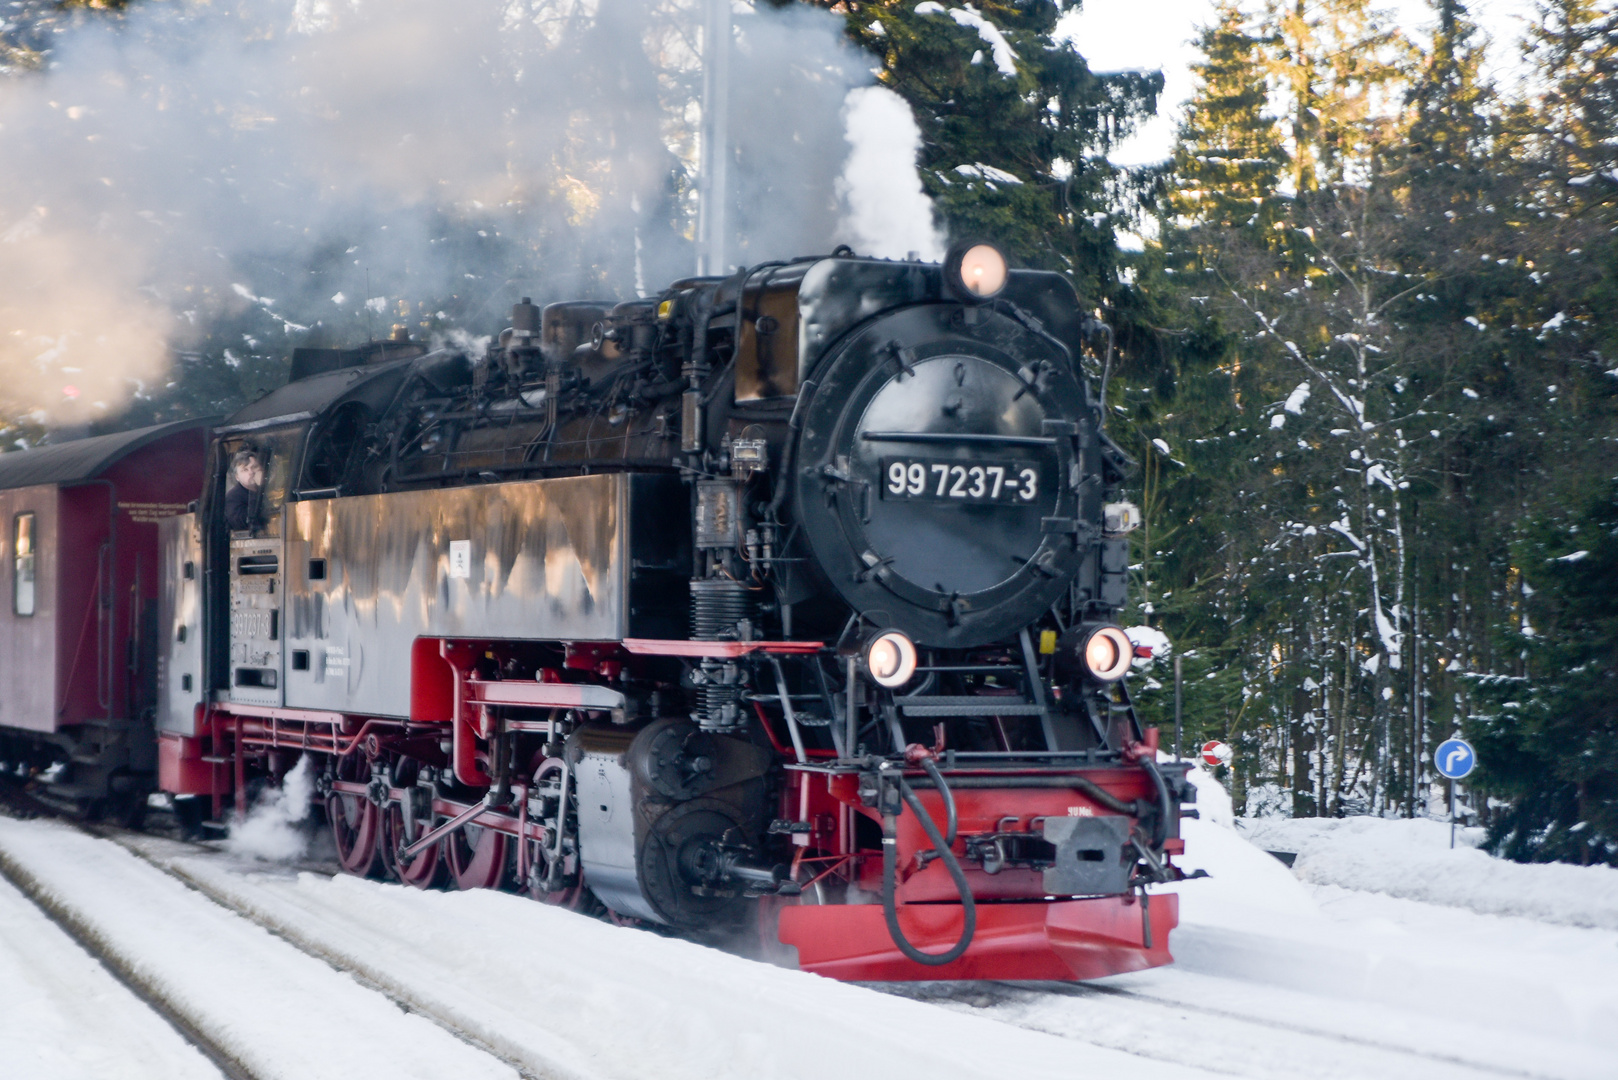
[
  {"left": 446, "top": 822, "right": 509, "bottom": 891},
  {"left": 383, "top": 805, "right": 446, "bottom": 888},
  {"left": 329, "top": 792, "right": 381, "bottom": 876},
  {"left": 380, "top": 762, "right": 446, "bottom": 889},
  {"left": 328, "top": 756, "right": 382, "bottom": 878}
]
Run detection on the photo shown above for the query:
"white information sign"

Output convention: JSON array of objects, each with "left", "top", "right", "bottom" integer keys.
[{"left": 448, "top": 540, "right": 471, "bottom": 579}]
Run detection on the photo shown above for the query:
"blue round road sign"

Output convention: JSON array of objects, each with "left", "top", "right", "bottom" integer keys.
[{"left": 1435, "top": 738, "right": 1476, "bottom": 780}]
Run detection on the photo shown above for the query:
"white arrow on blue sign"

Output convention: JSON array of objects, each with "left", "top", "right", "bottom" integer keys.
[{"left": 1434, "top": 738, "right": 1476, "bottom": 780}]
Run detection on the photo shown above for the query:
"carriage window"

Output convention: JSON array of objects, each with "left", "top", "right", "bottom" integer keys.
[{"left": 14, "top": 512, "right": 35, "bottom": 617}]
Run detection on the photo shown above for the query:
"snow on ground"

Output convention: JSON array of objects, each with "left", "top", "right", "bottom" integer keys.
[
  {"left": 160, "top": 848, "right": 1212, "bottom": 1080},
  {"left": 0, "top": 818, "right": 516, "bottom": 1080},
  {"left": 0, "top": 874, "right": 223, "bottom": 1080},
  {"left": 1238, "top": 814, "right": 1618, "bottom": 929},
  {"left": 6, "top": 780, "right": 1618, "bottom": 1080}
]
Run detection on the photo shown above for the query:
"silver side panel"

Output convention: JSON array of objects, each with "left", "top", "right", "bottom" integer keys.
[
  {"left": 283, "top": 473, "right": 630, "bottom": 719},
  {"left": 156, "top": 515, "right": 203, "bottom": 735},
  {"left": 228, "top": 537, "right": 285, "bottom": 707},
  {"left": 570, "top": 725, "right": 660, "bottom": 923}
]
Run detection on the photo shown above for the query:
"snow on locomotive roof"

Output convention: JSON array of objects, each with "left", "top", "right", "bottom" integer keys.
[{"left": 0, "top": 417, "right": 215, "bottom": 492}]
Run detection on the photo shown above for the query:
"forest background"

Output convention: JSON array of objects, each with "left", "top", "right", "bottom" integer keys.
[{"left": 3, "top": 0, "right": 1615, "bottom": 867}]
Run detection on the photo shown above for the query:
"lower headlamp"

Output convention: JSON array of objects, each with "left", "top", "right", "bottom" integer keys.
[
  {"left": 863, "top": 630, "right": 919, "bottom": 688},
  {"left": 1077, "top": 624, "right": 1133, "bottom": 682}
]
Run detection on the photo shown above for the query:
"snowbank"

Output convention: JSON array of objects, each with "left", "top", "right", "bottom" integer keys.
[
  {"left": 1238, "top": 816, "right": 1618, "bottom": 930},
  {"left": 1156, "top": 763, "right": 1322, "bottom": 935}
]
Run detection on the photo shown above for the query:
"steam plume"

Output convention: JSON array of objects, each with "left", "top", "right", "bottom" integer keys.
[
  {"left": 0, "top": 0, "right": 939, "bottom": 428},
  {"left": 225, "top": 754, "right": 315, "bottom": 862}
]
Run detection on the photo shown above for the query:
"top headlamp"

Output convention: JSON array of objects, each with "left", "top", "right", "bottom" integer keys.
[{"left": 944, "top": 241, "right": 1009, "bottom": 301}]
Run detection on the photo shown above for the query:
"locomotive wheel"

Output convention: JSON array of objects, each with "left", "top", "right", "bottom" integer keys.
[
  {"left": 525, "top": 835, "right": 589, "bottom": 909},
  {"left": 383, "top": 805, "right": 446, "bottom": 889},
  {"left": 329, "top": 789, "right": 382, "bottom": 877},
  {"left": 328, "top": 756, "right": 381, "bottom": 877},
  {"left": 446, "top": 822, "right": 509, "bottom": 891},
  {"left": 380, "top": 774, "right": 446, "bottom": 889}
]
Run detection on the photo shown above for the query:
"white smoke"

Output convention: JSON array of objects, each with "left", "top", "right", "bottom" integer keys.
[
  {"left": 225, "top": 754, "right": 315, "bottom": 862},
  {"left": 837, "top": 85, "right": 945, "bottom": 261},
  {"left": 0, "top": 0, "right": 944, "bottom": 427}
]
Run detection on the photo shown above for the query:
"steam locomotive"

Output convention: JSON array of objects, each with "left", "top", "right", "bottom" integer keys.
[{"left": 0, "top": 243, "right": 1197, "bottom": 980}]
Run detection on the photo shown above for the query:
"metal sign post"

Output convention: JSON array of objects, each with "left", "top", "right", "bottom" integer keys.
[
  {"left": 1434, "top": 737, "right": 1477, "bottom": 849},
  {"left": 1173, "top": 655, "right": 1183, "bottom": 761}
]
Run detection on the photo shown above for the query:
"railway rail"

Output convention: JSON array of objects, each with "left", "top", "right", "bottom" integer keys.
[
  {"left": 0, "top": 841, "right": 243, "bottom": 1080},
  {"left": 1017, "top": 979, "right": 1549, "bottom": 1080}
]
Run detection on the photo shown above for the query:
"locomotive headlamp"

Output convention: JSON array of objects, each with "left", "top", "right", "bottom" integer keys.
[
  {"left": 944, "top": 241, "right": 1009, "bottom": 301},
  {"left": 1078, "top": 624, "right": 1133, "bottom": 683},
  {"left": 863, "top": 630, "right": 919, "bottom": 688}
]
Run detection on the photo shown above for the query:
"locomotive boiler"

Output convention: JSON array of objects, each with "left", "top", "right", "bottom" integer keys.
[{"left": 6, "top": 242, "right": 1199, "bottom": 980}]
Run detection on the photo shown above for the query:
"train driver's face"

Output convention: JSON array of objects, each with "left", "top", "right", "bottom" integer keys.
[{"left": 235, "top": 458, "right": 264, "bottom": 490}]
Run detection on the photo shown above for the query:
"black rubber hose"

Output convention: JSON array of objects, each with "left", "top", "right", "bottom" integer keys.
[
  {"left": 1140, "top": 756, "right": 1171, "bottom": 849},
  {"left": 881, "top": 775, "right": 977, "bottom": 967},
  {"left": 919, "top": 758, "right": 957, "bottom": 847}
]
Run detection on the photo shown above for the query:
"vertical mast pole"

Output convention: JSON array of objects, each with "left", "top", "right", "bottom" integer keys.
[{"left": 697, "top": 0, "right": 731, "bottom": 276}]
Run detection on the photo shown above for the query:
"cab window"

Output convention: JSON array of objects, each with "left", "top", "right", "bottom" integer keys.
[{"left": 221, "top": 428, "right": 301, "bottom": 537}]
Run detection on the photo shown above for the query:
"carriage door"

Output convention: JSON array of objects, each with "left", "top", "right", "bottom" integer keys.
[{"left": 229, "top": 537, "right": 284, "bottom": 706}]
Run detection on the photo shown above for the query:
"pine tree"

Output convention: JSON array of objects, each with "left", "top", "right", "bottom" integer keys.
[
  {"left": 828, "top": 0, "right": 1161, "bottom": 301},
  {"left": 1472, "top": 484, "right": 1618, "bottom": 866},
  {"left": 1264, "top": 0, "right": 1408, "bottom": 191},
  {"left": 1171, "top": 1, "right": 1288, "bottom": 232}
]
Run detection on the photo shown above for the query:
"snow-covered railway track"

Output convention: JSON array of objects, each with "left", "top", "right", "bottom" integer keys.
[
  {"left": 0, "top": 846, "right": 251, "bottom": 1079},
  {"left": 0, "top": 785, "right": 544, "bottom": 1078},
  {"left": 873, "top": 936, "right": 1603, "bottom": 1080},
  {"left": 998, "top": 979, "right": 1549, "bottom": 1080},
  {"left": 0, "top": 814, "right": 1201, "bottom": 1080},
  {"left": 88, "top": 827, "right": 565, "bottom": 1080},
  {"left": 0, "top": 816, "right": 522, "bottom": 1080},
  {"left": 0, "top": 858, "right": 228, "bottom": 1080}
]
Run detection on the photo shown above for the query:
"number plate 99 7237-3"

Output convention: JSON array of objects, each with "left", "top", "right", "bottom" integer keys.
[{"left": 881, "top": 459, "right": 1040, "bottom": 503}]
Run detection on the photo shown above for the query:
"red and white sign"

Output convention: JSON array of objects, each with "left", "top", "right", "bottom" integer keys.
[{"left": 1201, "top": 740, "right": 1232, "bottom": 767}]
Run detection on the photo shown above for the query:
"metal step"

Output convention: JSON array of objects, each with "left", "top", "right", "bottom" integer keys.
[{"left": 898, "top": 695, "right": 1045, "bottom": 718}]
